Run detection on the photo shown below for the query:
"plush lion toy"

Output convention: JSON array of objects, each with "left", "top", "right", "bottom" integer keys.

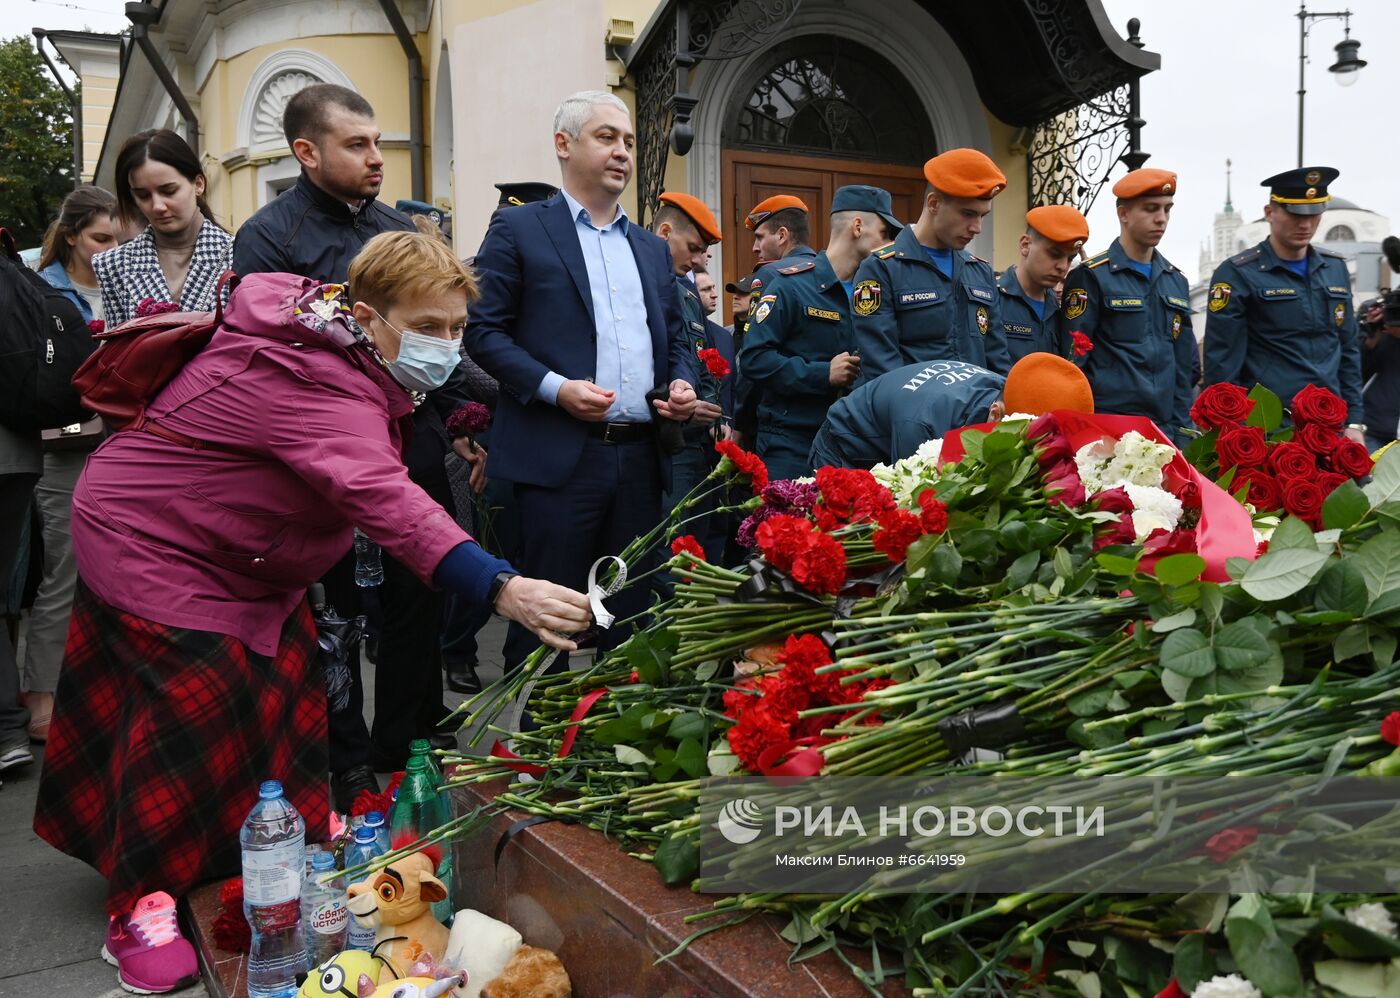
[{"left": 346, "top": 838, "right": 450, "bottom": 984}]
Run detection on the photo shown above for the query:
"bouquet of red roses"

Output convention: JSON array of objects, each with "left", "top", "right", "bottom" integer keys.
[{"left": 1185, "top": 383, "right": 1373, "bottom": 529}]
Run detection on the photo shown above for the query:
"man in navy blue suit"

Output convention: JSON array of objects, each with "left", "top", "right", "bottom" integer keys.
[{"left": 465, "top": 90, "right": 697, "bottom": 669}]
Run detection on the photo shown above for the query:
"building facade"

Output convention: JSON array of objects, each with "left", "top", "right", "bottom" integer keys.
[{"left": 38, "top": 0, "right": 1159, "bottom": 318}]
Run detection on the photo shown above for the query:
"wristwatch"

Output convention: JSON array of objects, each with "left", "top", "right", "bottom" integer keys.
[
  {"left": 488, "top": 570, "right": 519, "bottom": 610},
  {"left": 1347, "top": 423, "right": 1368, "bottom": 433}
]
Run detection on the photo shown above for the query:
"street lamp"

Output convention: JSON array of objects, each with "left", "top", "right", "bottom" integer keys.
[{"left": 1297, "top": 1, "right": 1365, "bottom": 166}]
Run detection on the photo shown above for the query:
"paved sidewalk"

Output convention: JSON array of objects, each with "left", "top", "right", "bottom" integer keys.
[{"left": 0, "top": 615, "right": 509, "bottom": 997}]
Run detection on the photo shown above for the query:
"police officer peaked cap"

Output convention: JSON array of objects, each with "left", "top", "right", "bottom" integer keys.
[
  {"left": 831, "top": 184, "right": 903, "bottom": 234},
  {"left": 1026, "top": 205, "right": 1089, "bottom": 248},
  {"left": 745, "top": 194, "right": 809, "bottom": 230},
  {"left": 1261, "top": 166, "right": 1339, "bottom": 215},
  {"left": 494, "top": 182, "right": 558, "bottom": 207},
  {"left": 658, "top": 191, "right": 723, "bottom": 244},
  {"left": 1112, "top": 169, "right": 1176, "bottom": 200},
  {"left": 923, "top": 148, "right": 1007, "bottom": 200}
]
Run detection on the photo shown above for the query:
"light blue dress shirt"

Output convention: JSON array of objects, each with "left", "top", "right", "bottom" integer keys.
[{"left": 535, "top": 189, "right": 655, "bottom": 422}]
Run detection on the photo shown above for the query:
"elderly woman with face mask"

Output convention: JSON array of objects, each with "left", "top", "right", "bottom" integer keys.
[{"left": 33, "top": 231, "right": 591, "bottom": 996}]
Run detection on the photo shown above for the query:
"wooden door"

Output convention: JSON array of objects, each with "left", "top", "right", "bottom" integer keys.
[{"left": 720, "top": 149, "right": 928, "bottom": 321}]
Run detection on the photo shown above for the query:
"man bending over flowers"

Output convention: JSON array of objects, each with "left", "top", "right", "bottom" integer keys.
[{"left": 808, "top": 352, "right": 1093, "bottom": 470}]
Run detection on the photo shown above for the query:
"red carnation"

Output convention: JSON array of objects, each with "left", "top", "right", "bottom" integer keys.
[
  {"left": 670, "top": 534, "right": 706, "bottom": 561},
  {"left": 1281, "top": 477, "right": 1325, "bottom": 525},
  {"left": 1296, "top": 422, "right": 1341, "bottom": 456},
  {"left": 86, "top": 318, "right": 104, "bottom": 334},
  {"left": 790, "top": 530, "right": 847, "bottom": 595},
  {"left": 1216, "top": 424, "right": 1269, "bottom": 470},
  {"left": 755, "top": 514, "right": 813, "bottom": 574},
  {"left": 135, "top": 297, "right": 179, "bottom": 317},
  {"left": 1204, "top": 824, "right": 1260, "bottom": 863},
  {"left": 872, "top": 508, "right": 923, "bottom": 563},
  {"left": 1268, "top": 441, "right": 1316, "bottom": 480},
  {"left": 1292, "top": 385, "right": 1348, "bottom": 428},
  {"left": 350, "top": 787, "right": 392, "bottom": 817},
  {"left": 698, "top": 347, "right": 730, "bottom": 379},
  {"left": 212, "top": 910, "right": 251, "bottom": 952},
  {"left": 1070, "top": 331, "right": 1093, "bottom": 357},
  {"left": 917, "top": 490, "right": 949, "bottom": 533},
  {"left": 716, "top": 440, "right": 769, "bottom": 493},
  {"left": 1155, "top": 981, "right": 1187, "bottom": 998},
  {"left": 1232, "top": 468, "right": 1283, "bottom": 511},
  {"left": 727, "top": 700, "right": 791, "bottom": 771},
  {"left": 445, "top": 401, "right": 491, "bottom": 438},
  {"left": 1330, "top": 438, "right": 1375, "bottom": 479},
  {"left": 1190, "top": 382, "right": 1255, "bottom": 430},
  {"left": 1382, "top": 711, "right": 1400, "bottom": 747},
  {"left": 814, "top": 466, "right": 895, "bottom": 530}
]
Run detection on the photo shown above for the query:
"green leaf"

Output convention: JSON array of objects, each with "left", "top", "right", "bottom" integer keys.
[
  {"left": 1160, "top": 666, "right": 1196, "bottom": 703},
  {"left": 1247, "top": 383, "right": 1283, "bottom": 431},
  {"left": 666, "top": 711, "right": 708, "bottom": 742},
  {"left": 1067, "top": 686, "right": 1114, "bottom": 717},
  {"left": 1155, "top": 553, "right": 1206, "bottom": 586},
  {"left": 1004, "top": 550, "right": 1040, "bottom": 591},
  {"left": 1315, "top": 559, "right": 1367, "bottom": 615},
  {"left": 1364, "top": 444, "right": 1400, "bottom": 508},
  {"left": 592, "top": 704, "right": 649, "bottom": 746},
  {"left": 614, "top": 744, "right": 652, "bottom": 766},
  {"left": 1270, "top": 515, "right": 1317, "bottom": 551},
  {"left": 652, "top": 833, "right": 698, "bottom": 885},
  {"left": 1351, "top": 531, "right": 1400, "bottom": 604},
  {"left": 1212, "top": 654, "right": 1284, "bottom": 700},
  {"left": 1313, "top": 959, "right": 1400, "bottom": 998},
  {"left": 1213, "top": 620, "right": 1274, "bottom": 673},
  {"left": 1160, "top": 628, "right": 1215, "bottom": 677},
  {"left": 780, "top": 913, "right": 823, "bottom": 945},
  {"left": 1151, "top": 608, "right": 1198, "bottom": 633},
  {"left": 674, "top": 736, "right": 706, "bottom": 779},
  {"left": 1053, "top": 547, "right": 1074, "bottom": 579},
  {"left": 1224, "top": 895, "right": 1306, "bottom": 998},
  {"left": 1334, "top": 623, "right": 1372, "bottom": 663},
  {"left": 1320, "top": 906, "right": 1400, "bottom": 959},
  {"left": 1171, "top": 935, "right": 1214, "bottom": 993},
  {"left": 927, "top": 543, "right": 964, "bottom": 587},
  {"left": 1096, "top": 552, "right": 1141, "bottom": 576},
  {"left": 1324, "top": 480, "right": 1370, "bottom": 529},
  {"left": 1240, "top": 547, "right": 1330, "bottom": 602}
]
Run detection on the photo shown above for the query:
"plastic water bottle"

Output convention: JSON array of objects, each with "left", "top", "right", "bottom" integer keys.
[
  {"left": 241, "top": 780, "right": 307, "bottom": 998},
  {"left": 353, "top": 529, "right": 383, "bottom": 587},
  {"left": 301, "top": 852, "right": 348, "bottom": 967},
  {"left": 389, "top": 751, "right": 454, "bottom": 925},
  {"left": 343, "top": 825, "right": 384, "bottom": 953},
  {"left": 365, "top": 810, "right": 391, "bottom": 856}
]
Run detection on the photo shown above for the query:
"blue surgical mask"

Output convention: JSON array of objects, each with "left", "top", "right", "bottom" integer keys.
[{"left": 372, "top": 309, "right": 461, "bottom": 392}]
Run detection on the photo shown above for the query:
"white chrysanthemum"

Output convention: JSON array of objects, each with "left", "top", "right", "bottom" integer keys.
[
  {"left": 914, "top": 437, "right": 944, "bottom": 464},
  {"left": 1074, "top": 439, "right": 1115, "bottom": 494},
  {"left": 1191, "top": 974, "right": 1262, "bottom": 998},
  {"left": 1125, "top": 484, "right": 1182, "bottom": 540},
  {"left": 1000, "top": 412, "right": 1038, "bottom": 423},
  {"left": 1102, "top": 454, "right": 1166, "bottom": 489},
  {"left": 1116, "top": 431, "right": 1176, "bottom": 470},
  {"left": 1345, "top": 902, "right": 1399, "bottom": 939}
]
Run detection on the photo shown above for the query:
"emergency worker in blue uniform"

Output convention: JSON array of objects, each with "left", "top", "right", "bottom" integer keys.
[
  {"left": 809, "top": 353, "right": 1094, "bottom": 470},
  {"left": 653, "top": 191, "right": 727, "bottom": 521},
  {"left": 852, "top": 148, "right": 1011, "bottom": 382},
  {"left": 1203, "top": 166, "right": 1366, "bottom": 439},
  {"left": 738, "top": 185, "right": 901, "bottom": 480},
  {"left": 1060, "top": 168, "right": 1195, "bottom": 443},
  {"left": 997, "top": 205, "right": 1090, "bottom": 363},
  {"left": 746, "top": 194, "right": 817, "bottom": 288}
]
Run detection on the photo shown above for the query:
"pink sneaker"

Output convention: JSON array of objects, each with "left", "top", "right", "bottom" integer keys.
[{"left": 100, "top": 892, "right": 200, "bottom": 994}]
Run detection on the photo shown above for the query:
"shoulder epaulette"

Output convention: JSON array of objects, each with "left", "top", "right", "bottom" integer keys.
[
  {"left": 971, "top": 254, "right": 992, "bottom": 267},
  {"left": 1229, "top": 247, "right": 1262, "bottom": 266},
  {"left": 779, "top": 260, "right": 816, "bottom": 275},
  {"left": 1085, "top": 252, "right": 1110, "bottom": 269},
  {"left": 1316, "top": 246, "right": 1346, "bottom": 260},
  {"left": 873, "top": 244, "right": 897, "bottom": 260}
]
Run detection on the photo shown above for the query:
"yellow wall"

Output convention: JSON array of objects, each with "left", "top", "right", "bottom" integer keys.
[
  {"left": 78, "top": 73, "right": 118, "bottom": 183},
  {"left": 984, "top": 112, "right": 1029, "bottom": 272}
]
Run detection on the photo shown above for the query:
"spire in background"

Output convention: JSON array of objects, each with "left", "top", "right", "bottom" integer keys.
[{"left": 1224, "top": 158, "right": 1234, "bottom": 214}]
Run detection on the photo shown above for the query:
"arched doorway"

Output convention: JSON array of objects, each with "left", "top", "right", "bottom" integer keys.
[{"left": 718, "top": 35, "right": 937, "bottom": 313}]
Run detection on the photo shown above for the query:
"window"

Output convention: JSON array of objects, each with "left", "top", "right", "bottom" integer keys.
[
  {"left": 727, "top": 37, "right": 934, "bottom": 163},
  {"left": 1325, "top": 224, "right": 1356, "bottom": 242}
]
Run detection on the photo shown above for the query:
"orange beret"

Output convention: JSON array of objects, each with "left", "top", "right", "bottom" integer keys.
[
  {"left": 923, "top": 148, "right": 1007, "bottom": 200},
  {"left": 658, "top": 191, "right": 722, "bottom": 244},
  {"left": 745, "top": 194, "right": 808, "bottom": 230},
  {"left": 1112, "top": 168, "right": 1177, "bottom": 200},
  {"left": 1026, "top": 205, "right": 1089, "bottom": 248},
  {"left": 1003, "top": 353, "right": 1094, "bottom": 416}
]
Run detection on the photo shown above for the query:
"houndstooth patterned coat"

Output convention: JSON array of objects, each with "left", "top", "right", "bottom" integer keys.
[{"left": 93, "top": 219, "right": 234, "bottom": 326}]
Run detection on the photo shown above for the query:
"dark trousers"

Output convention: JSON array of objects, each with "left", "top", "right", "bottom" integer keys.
[
  {"left": 370, "top": 551, "right": 447, "bottom": 769},
  {"left": 319, "top": 548, "right": 371, "bottom": 774},
  {"left": 503, "top": 437, "right": 662, "bottom": 670},
  {"left": 663, "top": 431, "right": 727, "bottom": 562},
  {"left": 1, "top": 473, "right": 39, "bottom": 745}
]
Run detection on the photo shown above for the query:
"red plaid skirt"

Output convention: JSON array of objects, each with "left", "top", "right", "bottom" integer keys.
[{"left": 34, "top": 581, "right": 329, "bottom": 916}]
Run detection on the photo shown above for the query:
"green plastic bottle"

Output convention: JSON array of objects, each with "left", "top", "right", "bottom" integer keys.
[{"left": 391, "top": 744, "right": 453, "bottom": 925}]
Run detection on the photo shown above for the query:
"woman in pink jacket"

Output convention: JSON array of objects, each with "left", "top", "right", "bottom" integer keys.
[{"left": 33, "top": 231, "right": 591, "bottom": 995}]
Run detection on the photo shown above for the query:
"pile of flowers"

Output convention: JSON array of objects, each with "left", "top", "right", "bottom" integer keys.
[{"left": 1187, "top": 383, "right": 1373, "bottom": 528}]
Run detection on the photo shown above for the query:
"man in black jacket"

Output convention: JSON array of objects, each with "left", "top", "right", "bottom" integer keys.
[{"left": 234, "top": 84, "right": 484, "bottom": 805}]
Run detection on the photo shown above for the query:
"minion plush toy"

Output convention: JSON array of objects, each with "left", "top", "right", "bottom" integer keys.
[{"left": 297, "top": 951, "right": 384, "bottom": 998}]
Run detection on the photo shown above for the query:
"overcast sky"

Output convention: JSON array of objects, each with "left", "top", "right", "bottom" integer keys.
[{"left": 6, "top": 0, "right": 1397, "bottom": 280}]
